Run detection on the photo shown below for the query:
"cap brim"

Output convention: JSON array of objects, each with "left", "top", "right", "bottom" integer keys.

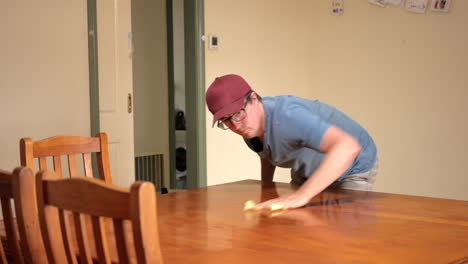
[{"left": 211, "top": 96, "right": 246, "bottom": 127}]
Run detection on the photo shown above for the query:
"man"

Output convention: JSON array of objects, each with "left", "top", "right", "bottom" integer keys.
[{"left": 205, "top": 74, "right": 378, "bottom": 209}]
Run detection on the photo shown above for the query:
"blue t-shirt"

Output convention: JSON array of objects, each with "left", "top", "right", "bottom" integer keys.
[{"left": 244, "top": 95, "right": 377, "bottom": 183}]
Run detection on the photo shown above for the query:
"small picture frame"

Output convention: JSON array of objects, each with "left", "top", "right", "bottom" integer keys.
[{"left": 431, "top": 0, "right": 451, "bottom": 12}]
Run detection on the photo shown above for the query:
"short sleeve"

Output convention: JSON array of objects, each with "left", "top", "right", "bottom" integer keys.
[{"left": 279, "top": 104, "right": 331, "bottom": 151}]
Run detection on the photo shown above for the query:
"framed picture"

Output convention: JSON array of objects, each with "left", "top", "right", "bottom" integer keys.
[
  {"left": 406, "top": 0, "right": 428, "bottom": 13},
  {"left": 431, "top": 0, "right": 451, "bottom": 12}
]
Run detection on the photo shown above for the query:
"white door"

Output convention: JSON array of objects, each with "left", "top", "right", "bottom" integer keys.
[{"left": 97, "top": 0, "right": 135, "bottom": 187}]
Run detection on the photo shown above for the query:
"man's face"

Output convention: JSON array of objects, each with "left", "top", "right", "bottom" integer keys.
[{"left": 220, "top": 93, "right": 263, "bottom": 139}]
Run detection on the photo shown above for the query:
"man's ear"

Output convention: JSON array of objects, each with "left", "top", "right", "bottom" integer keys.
[{"left": 250, "top": 92, "right": 258, "bottom": 102}]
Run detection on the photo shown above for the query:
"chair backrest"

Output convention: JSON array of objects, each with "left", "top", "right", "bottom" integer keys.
[
  {"left": 0, "top": 167, "right": 47, "bottom": 264},
  {"left": 36, "top": 171, "right": 163, "bottom": 264},
  {"left": 20, "top": 133, "right": 112, "bottom": 183}
]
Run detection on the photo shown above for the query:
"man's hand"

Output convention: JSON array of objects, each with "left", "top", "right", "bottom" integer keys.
[
  {"left": 255, "top": 190, "right": 311, "bottom": 209},
  {"left": 256, "top": 126, "right": 361, "bottom": 210}
]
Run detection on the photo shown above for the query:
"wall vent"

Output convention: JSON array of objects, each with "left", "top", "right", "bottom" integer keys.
[{"left": 134, "top": 153, "right": 163, "bottom": 191}]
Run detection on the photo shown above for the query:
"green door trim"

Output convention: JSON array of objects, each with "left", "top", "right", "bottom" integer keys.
[
  {"left": 166, "top": 0, "right": 176, "bottom": 189},
  {"left": 184, "top": 0, "right": 207, "bottom": 189},
  {"left": 87, "top": 0, "right": 100, "bottom": 177},
  {"left": 87, "top": 0, "right": 100, "bottom": 137}
]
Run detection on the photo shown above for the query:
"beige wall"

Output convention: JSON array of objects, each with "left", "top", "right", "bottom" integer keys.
[
  {"left": 205, "top": 0, "right": 468, "bottom": 200},
  {"left": 0, "top": 1, "right": 90, "bottom": 171},
  {"left": 132, "top": 0, "right": 170, "bottom": 187}
]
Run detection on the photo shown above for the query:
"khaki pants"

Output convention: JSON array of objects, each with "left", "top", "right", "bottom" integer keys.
[{"left": 329, "top": 158, "right": 379, "bottom": 191}]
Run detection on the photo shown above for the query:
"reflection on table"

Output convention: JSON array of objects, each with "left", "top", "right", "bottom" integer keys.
[{"left": 157, "top": 180, "right": 468, "bottom": 264}]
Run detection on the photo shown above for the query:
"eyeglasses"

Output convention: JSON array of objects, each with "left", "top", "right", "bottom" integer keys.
[{"left": 217, "top": 101, "right": 248, "bottom": 130}]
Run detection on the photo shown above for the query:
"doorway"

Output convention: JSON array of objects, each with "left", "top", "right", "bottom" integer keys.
[
  {"left": 88, "top": 0, "right": 206, "bottom": 190},
  {"left": 167, "top": 0, "right": 207, "bottom": 190},
  {"left": 130, "top": 0, "right": 207, "bottom": 190}
]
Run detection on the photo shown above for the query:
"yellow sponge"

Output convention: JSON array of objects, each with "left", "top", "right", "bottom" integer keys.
[
  {"left": 269, "top": 203, "right": 288, "bottom": 211},
  {"left": 244, "top": 200, "right": 257, "bottom": 211}
]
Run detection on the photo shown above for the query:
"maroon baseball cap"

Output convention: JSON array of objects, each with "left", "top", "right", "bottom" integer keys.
[{"left": 206, "top": 74, "right": 252, "bottom": 127}]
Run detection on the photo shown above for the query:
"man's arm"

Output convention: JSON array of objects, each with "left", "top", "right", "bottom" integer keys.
[
  {"left": 256, "top": 126, "right": 361, "bottom": 209},
  {"left": 260, "top": 157, "right": 276, "bottom": 182}
]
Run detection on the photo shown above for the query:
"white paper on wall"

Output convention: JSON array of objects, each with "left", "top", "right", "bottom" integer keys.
[
  {"left": 332, "top": 0, "right": 344, "bottom": 16},
  {"left": 368, "top": 0, "right": 387, "bottom": 7},
  {"left": 406, "top": 0, "right": 428, "bottom": 13},
  {"left": 431, "top": 0, "right": 451, "bottom": 12},
  {"left": 385, "top": 0, "right": 404, "bottom": 6}
]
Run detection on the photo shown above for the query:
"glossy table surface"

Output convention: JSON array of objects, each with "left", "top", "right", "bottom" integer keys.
[{"left": 157, "top": 180, "right": 468, "bottom": 264}]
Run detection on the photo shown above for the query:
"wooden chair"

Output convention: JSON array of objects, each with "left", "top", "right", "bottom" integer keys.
[
  {"left": 36, "top": 171, "right": 163, "bottom": 264},
  {"left": 0, "top": 167, "right": 47, "bottom": 264},
  {"left": 20, "top": 133, "right": 112, "bottom": 183}
]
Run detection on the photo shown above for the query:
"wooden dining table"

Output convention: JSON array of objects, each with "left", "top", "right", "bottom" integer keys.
[
  {"left": 157, "top": 180, "right": 468, "bottom": 264},
  {"left": 1, "top": 179, "right": 467, "bottom": 263}
]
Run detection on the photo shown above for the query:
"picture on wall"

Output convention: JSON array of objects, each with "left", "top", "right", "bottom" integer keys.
[
  {"left": 406, "top": 0, "right": 428, "bottom": 13},
  {"left": 431, "top": 0, "right": 451, "bottom": 12}
]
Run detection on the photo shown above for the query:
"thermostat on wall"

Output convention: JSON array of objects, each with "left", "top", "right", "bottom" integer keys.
[{"left": 209, "top": 35, "right": 219, "bottom": 49}]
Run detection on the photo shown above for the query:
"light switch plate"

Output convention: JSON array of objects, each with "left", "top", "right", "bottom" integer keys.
[{"left": 209, "top": 35, "right": 219, "bottom": 49}]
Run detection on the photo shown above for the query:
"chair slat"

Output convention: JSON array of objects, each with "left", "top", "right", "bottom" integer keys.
[
  {"left": 37, "top": 171, "right": 69, "bottom": 263},
  {"left": 58, "top": 210, "right": 77, "bottom": 264},
  {"left": 53, "top": 156, "right": 63, "bottom": 179},
  {"left": 43, "top": 205, "right": 69, "bottom": 263},
  {"left": 20, "top": 139, "right": 35, "bottom": 171},
  {"left": 0, "top": 242, "right": 7, "bottom": 264},
  {"left": 0, "top": 198, "right": 23, "bottom": 264},
  {"left": 83, "top": 153, "right": 93, "bottom": 178},
  {"left": 0, "top": 186, "right": 12, "bottom": 198},
  {"left": 9, "top": 167, "right": 48, "bottom": 264},
  {"left": 131, "top": 182, "right": 162, "bottom": 263},
  {"left": 113, "top": 219, "right": 129, "bottom": 264},
  {"left": 39, "top": 157, "right": 48, "bottom": 170},
  {"left": 0, "top": 171, "right": 13, "bottom": 264},
  {"left": 68, "top": 154, "right": 77, "bottom": 178},
  {"left": 73, "top": 213, "right": 93, "bottom": 264},
  {"left": 92, "top": 216, "right": 111, "bottom": 264},
  {"left": 97, "top": 133, "right": 112, "bottom": 183}
]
